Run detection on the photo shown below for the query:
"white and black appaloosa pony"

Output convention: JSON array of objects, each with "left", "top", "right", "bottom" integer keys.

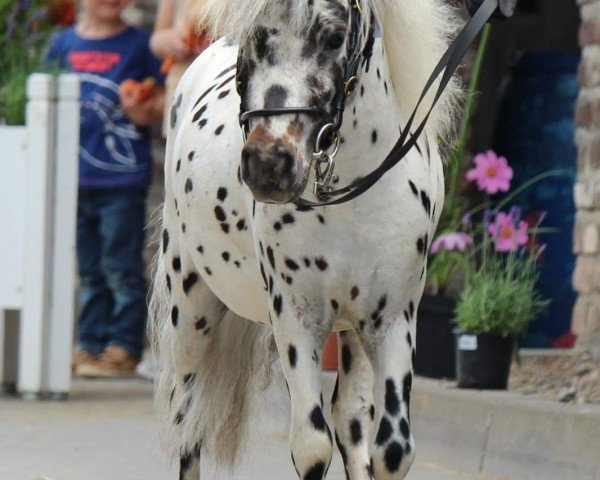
[{"left": 151, "top": 0, "right": 460, "bottom": 478}]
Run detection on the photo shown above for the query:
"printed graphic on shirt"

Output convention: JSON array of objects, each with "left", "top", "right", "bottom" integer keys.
[
  {"left": 79, "top": 72, "right": 143, "bottom": 172},
  {"left": 69, "top": 51, "right": 122, "bottom": 72}
]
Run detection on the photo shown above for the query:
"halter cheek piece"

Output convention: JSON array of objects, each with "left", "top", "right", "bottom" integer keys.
[
  {"left": 236, "top": 0, "right": 372, "bottom": 196},
  {"left": 236, "top": 0, "right": 500, "bottom": 205}
]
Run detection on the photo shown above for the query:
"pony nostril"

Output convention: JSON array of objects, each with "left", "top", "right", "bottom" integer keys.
[
  {"left": 275, "top": 147, "right": 294, "bottom": 177},
  {"left": 241, "top": 146, "right": 256, "bottom": 180}
]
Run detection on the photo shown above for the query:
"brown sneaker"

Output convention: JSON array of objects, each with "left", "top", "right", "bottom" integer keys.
[
  {"left": 71, "top": 350, "right": 98, "bottom": 373},
  {"left": 76, "top": 346, "right": 140, "bottom": 378}
]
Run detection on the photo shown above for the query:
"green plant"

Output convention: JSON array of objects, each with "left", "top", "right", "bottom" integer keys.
[
  {"left": 0, "top": 0, "right": 75, "bottom": 125},
  {"left": 427, "top": 24, "right": 491, "bottom": 294},
  {"left": 454, "top": 244, "right": 549, "bottom": 337}
]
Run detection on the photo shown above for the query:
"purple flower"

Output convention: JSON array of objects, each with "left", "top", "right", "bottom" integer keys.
[
  {"left": 461, "top": 212, "right": 473, "bottom": 229},
  {"left": 430, "top": 232, "right": 474, "bottom": 254},
  {"left": 487, "top": 212, "right": 529, "bottom": 252},
  {"left": 466, "top": 150, "right": 513, "bottom": 194}
]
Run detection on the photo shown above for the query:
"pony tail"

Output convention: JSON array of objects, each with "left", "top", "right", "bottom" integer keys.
[{"left": 149, "top": 244, "right": 279, "bottom": 468}]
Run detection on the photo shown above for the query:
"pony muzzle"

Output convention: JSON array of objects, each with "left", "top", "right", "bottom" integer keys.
[{"left": 241, "top": 129, "right": 304, "bottom": 204}]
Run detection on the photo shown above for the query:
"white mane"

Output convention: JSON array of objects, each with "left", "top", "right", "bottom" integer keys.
[{"left": 195, "top": 0, "right": 462, "bottom": 140}]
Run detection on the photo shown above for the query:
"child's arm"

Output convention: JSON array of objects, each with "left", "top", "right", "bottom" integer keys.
[
  {"left": 120, "top": 85, "right": 165, "bottom": 127},
  {"left": 150, "top": 0, "right": 192, "bottom": 60}
]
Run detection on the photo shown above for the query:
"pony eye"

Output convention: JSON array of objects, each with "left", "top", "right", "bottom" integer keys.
[{"left": 325, "top": 32, "right": 345, "bottom": 50}]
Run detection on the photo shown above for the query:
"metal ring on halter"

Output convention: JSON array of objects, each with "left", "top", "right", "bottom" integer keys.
[
  {"left": 314, "top": 123, "right": 341, "bottom": 158},
  {"left": 314, "top": 153, "right": 336, "bottom": 195}
]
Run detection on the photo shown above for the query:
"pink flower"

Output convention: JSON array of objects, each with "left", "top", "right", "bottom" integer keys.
[
  {"left": 466, "top": 150, "right": 513, "bottom": 194},
  {"left": 487, "top": 212, "right": 529, "bottom": 252},
  {"left": 430, "top": 232, "right": 473, "bottom": 254}
]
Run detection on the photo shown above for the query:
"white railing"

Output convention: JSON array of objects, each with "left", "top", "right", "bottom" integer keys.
[{"left": 0, "top": 73, "right": 79, "bottom": 399}]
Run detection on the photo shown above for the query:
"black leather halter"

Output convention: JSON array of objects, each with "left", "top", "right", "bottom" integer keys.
[
  {"left": 236, "top": 0, "right": 499, "bottom": 206},
  {"left": 236, "top": 0, "right": 372, "bottom": 144}
]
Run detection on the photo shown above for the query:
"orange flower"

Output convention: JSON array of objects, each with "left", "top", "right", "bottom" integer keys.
[{"left": 120, "top": 78, "right": 157, "bottom": 103}]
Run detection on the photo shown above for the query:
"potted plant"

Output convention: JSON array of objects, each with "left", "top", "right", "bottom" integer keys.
[
  {"left": 454, "top": 233, "right": 549, "bottom": 389},
  {"left": 445, "top": 148, "right": 554, "bottom": 389},
  {"left": 424, "top": 141, "right": 561, "bottom": 385}
]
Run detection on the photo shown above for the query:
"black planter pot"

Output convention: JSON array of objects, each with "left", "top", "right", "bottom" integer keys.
[
  {"left": 415, "top": 294, "right": 456, "bottom": 379},
  {"left": 455, "top": 331, "right": 514, "bottom": 390}
]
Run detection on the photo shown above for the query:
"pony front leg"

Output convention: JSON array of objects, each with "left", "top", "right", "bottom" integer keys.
[
  {"left": 271, "top": 310, "right": 333, "bottom": 480},
  {"left": 364, "top": 319, "right": 416, "bottom": 480},
  {"left": 332, "top": 330, "right": 375, "bottom": 480}
]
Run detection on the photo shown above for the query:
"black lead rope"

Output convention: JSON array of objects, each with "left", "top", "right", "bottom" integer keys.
[{"left": 295, "top": 0, "right": 499, "bottom": 207}]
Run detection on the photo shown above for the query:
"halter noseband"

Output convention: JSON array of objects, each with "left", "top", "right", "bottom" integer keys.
[{"left": 236, "top": 0, "right": 373, "bottom": 196}]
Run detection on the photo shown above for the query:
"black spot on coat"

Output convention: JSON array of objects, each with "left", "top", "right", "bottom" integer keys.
[
  {"left": 267, "top": 246, "right": 276, "bottom": 270},
  {"left": 182, "top": 272, "right": 198, "bottom": 294},
  {"left": 303, "top": 461, "right": 326, "bottom": 480},
  {"left": 385, "top": 378, "right": 400, "bottom": 416},
  {"left": 310, "top": 405, "right": 327, "bottom": 432},
  {"left": 162, "top": 229, "right": 169, "bottom": 253},
  {"left": 172, "top": 257, "right": 181, "bottom": 272},
  {"left": 217, "top": 187, "right": 228, "bottom": 202},
  {"left": 384, "top": 442, "right": 404, "bottom": 472},
  {"left": 288, "top": 344, "right": 298, "bottom": 368},
  {"left": 341, "top": 344, "right": 352, "bottom": 374},
  {"left": 273, "top": 294, "right": 282, "bottom": 316},
  {"left": 350, "top": 419, "right": 362, "bottom": 445},
  {"left": 375, "top": 417, "right": 393, "bottom": 446},
  {"left": 315, "top": 257, "right": 328, "bottom": 271},
  {"left": 214, "top": 206, "right": 226, "bottom": 222}
]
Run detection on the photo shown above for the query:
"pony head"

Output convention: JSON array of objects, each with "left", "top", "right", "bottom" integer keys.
[{"left": 232, "top": 1, "right": 357, "bottom": 203}]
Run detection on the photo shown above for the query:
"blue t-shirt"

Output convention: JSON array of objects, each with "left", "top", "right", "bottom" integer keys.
[{"left": 46, "top": 26, "right": 164, "bottom": 188}]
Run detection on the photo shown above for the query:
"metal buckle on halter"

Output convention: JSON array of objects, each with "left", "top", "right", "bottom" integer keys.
[
  {"left": 344, "top": 76, "right": 358, "bottom": 96},
  {"left": 313, "top": 123, "right": 341, "bottom": 196}
]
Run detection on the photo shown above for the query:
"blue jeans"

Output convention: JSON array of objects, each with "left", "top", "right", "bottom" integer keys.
[{"left": 76, "top": 188, "right": 148, "bottom": 358}]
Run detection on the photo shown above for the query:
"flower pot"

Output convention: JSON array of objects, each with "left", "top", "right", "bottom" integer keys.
[
  {"left": 321, "top": 333, "right": 338, "bottom": 371},
  {"left": 415, "top": 294, "right": 456, "bottom": 379},
  {"left": 455, "top": 331, "right": 514, "bottom": 390}
]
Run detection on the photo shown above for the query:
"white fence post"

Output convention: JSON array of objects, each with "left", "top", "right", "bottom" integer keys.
[
  {"left": 0, "top": 124, "right": 26, "bottom": 391},
  {"left": 18, "top": 74, "right": 56, "bottom": 397},
  {"left": 45, "top": 74, "right": 79, "bottom": 397}
]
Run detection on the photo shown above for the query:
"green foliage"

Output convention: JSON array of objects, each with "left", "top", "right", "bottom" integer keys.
[
  {"left": 0, "top": 0, "right": 64, "bottom": 125},
  {"left": 454, "top": 245, "right": 549, "bottom": 337}
]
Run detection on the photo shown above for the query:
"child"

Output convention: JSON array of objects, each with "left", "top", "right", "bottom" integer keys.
[{"left": 46, "top": 0, "right": 165, "bottom": 377}]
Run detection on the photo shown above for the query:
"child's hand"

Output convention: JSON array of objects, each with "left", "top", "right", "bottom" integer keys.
[
  {"left": 151, "top": 27, "right": 193, "bottom": 61},
  {"left": 119, "top": 79, "right": 165, "bottom": 127}
]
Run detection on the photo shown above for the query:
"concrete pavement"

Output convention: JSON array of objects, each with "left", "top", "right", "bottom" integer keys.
[{"left": 0, "top": 378, "right": 504, "bottom": 480}]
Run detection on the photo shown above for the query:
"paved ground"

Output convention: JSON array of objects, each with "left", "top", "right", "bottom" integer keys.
[{"left": 0, "top": 378, "right": 505, "bottom": 480}]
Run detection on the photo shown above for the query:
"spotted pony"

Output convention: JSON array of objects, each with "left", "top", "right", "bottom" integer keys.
[{"left": 150, "top": 0, "right": 460, "bottom": 479}]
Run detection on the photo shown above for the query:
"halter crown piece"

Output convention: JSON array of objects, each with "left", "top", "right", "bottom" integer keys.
[{"left": 236, "top": 0, "right": 500, "bottom": 206}]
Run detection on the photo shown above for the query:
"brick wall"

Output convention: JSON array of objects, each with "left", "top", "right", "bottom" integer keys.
[{"left": 574, "top": 0, "right": 600, "bottom": 356}]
